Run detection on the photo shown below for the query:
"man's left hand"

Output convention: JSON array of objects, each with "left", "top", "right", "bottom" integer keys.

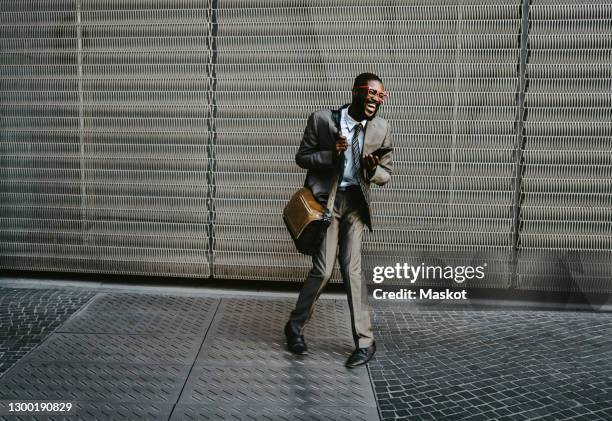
[{"left": 362, "top": 154, "right": 380, "bottom": 172}]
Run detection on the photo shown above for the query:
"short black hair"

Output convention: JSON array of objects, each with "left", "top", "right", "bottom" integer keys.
[{"left": 353, "top": 72, "right": 383, "bottom": 88}]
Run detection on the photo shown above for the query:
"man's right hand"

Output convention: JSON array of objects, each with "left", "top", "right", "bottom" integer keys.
[{"left": 335, "top": 136, "right": 348, "bottom": 157}]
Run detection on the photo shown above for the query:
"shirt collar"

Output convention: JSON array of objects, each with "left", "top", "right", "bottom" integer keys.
[{"left": 342, "top": 107, "right": 367, "bottom": 132}]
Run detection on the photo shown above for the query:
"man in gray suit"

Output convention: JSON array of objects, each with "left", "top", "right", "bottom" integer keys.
[{"left": 285, "top": 73, "right": 393, "bottom": 367}]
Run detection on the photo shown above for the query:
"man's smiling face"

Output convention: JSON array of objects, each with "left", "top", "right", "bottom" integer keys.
[{"left": 352, "top": 80, "right": 386, "bottom": 120}]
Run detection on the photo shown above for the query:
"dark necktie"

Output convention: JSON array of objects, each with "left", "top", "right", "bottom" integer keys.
[{"left": 351, "top": 123, "right": 363, "bottom": 176}]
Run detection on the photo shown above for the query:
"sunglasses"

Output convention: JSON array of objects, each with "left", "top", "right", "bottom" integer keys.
[{"left": 353, "top": 85, "right": 389, "bottom": 102}]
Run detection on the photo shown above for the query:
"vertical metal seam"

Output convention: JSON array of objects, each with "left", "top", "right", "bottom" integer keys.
[
  {"left": 76, "top": 0, "right": 86, "bottom": 246},
  {"left": 207, "top": 0, "right": 218, "bottom": 278},
  {"left": 449, "top": 0, "right": 463, "bottom": 227},
  {"left": 510, "top": 0, "right": 531, "bottom": 288}
]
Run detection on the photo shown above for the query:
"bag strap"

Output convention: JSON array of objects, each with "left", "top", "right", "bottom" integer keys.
[
  {"left": 326, "top": 106, "right": 345, "bottom": 214},
  {"left": 326, "top": 168, "right": 340, "bottom": 214}
]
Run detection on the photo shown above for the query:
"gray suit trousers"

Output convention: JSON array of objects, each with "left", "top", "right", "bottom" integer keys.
[{"left": 288, "top": 187, "right": 374, "bottom": 348}]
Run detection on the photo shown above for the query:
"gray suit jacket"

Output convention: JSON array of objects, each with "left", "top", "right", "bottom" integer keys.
[{"left": 295, "top": 104, "right": 393, "bottom": 230}]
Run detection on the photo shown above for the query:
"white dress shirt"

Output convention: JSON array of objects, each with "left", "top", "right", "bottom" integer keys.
[{"left": 339, "top": 107, "right": 367, "bottom": 188}]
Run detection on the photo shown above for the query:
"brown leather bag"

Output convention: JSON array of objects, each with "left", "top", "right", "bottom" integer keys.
[
  {"left": 283, "top": 188, "right": 329, "bottom": 256},
  {"left": 284, "top": 108, "right": 342, "bottom": 255},
  {"left": 283, "top": 174, "right": 339, "bottom": 256}
]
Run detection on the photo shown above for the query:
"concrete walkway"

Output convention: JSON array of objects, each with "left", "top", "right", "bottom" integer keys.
[
  {"left": 0, "top": 285, "right": 378, "bottom": 420},
  {"left": 0, "top": 280, "right": 611, "bottom": 420}
]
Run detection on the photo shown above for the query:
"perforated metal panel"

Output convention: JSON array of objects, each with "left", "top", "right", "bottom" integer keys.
[
  {"left": 0, "top": 1, "right": 82, "bottom": 273},
  {"left": 517, "top": 0, "right": 612, "bottom": 292},
  {"left": 1, "top": 1, "right": 611, "bottom": 291},
  {"left": 0, "top": 0, "right": 212, "bottom": 277},
  {"left": 211, "top": 0, "right": 521, "bottom": 286}
]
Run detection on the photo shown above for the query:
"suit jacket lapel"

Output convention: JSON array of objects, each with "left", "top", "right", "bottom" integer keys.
[
  {"left": 363, "top": 118, "right": 379, "bottom": 157},
  {"left": 330, "top": 105, "right": 381, "bottom": 157},
  {"left": 329, "top": 104, "right": 349, "bottom": 138}
]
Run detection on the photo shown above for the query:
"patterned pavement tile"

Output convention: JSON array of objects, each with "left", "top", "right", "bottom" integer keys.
[
  {"left": 0, "top": 288, "right": 95, "bottom": 376},
  {"left": 370, "top": 306, "right": 612, "bottom": 420},
  {"left": 1, "top": 285, "right": 611, "bottom": 421}
]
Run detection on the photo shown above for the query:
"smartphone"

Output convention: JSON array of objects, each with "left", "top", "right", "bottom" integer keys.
[{"left": 371, "top": 147, "right": 393, "bottom": 158}]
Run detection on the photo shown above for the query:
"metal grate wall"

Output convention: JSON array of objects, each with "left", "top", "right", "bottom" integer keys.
[
  {"left": 517, "top": 0, "right": 612, "bottom": 292},
  {"left": 1, "top": 1, "right": 83, "bottom": 273},
  {"left": 1, "top": 0, "right": 212, "bottom": 277},
  {"left": 213, "top": 0, "right": 521, "bottom": 286},
  {"left": 1, "top": 1, "right": 610, "bottom": 292}
]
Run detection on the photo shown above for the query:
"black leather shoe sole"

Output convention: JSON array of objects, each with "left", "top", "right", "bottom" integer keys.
[
  {"left": 346, "top": 343, "right": 376, "bottom": 368},
  {"left": 284, "top": 322, "right": 308, "bottom": 355}
]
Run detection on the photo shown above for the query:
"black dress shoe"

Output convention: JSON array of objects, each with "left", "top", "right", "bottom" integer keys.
[
  {"left": 284, "top": 322, "right": 308, "bottom": 355},
  {"left": 346, "top": 342, "right": 376, "bottom": 368}
]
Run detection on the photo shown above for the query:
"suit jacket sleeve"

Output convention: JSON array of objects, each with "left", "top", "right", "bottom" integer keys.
[
  {"left": 368, "top": 123, "right": 393, "bottom": 186},
  {"left": 295, "top": 112, "right": 335, "bottom": 170}
]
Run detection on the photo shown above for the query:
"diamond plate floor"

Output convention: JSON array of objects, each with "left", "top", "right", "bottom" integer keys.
[
  {"left": 1, "top": 285, "right": 610, "bottom": 420},
  {"left": 195, "top": 298, "right": 356, "bottom": 368},
  {"left": 0, "top": 292, "right": 379, "bottom": 420},
  {"left": 0, "top": 362, "right": 190, "bottom": 403},
  {"left": 177, "top": 297, "right": 379, "bottom": 419}
]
